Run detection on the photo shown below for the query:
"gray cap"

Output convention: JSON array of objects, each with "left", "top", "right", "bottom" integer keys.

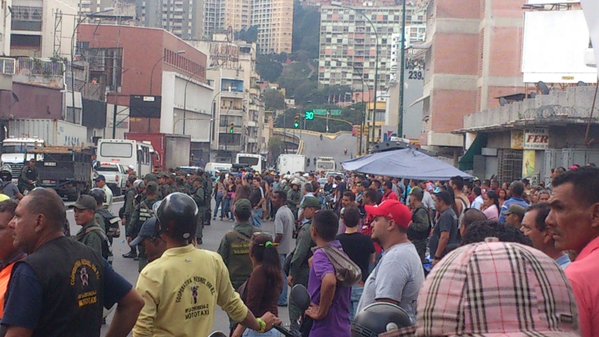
[{"left": 130, "top": 217, "right": 159, "bottom": 246}]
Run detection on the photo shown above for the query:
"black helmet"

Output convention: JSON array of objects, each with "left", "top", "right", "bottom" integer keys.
[
  {"left": 156, "top": 192, "right": 198, "bottom": 241},
  {"left": 0, "top": 170, "right": 11, "bottom": 182},
  {"left": 89, "top": 188, "right": 106, "bottom": 204},
  {"left": 352, "top": 302, "right": 414, "bottom": 337}
]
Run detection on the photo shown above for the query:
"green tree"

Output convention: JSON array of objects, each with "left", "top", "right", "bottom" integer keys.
[
  {"left": 263, "top": 89, "right": 286, "bottom": 110},
  {"left": 256, "top": 55, "right": 283, "bottom": 82}
]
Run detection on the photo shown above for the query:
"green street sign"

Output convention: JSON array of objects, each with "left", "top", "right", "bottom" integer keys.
[
  {"left": 330, "top": 109, "right": 342, "bottom": 116},
  {"left": 305, "top": 111, "right": 314, "bottom": 120},
  {"left": 313, "top": 109, "right": 327, "bottom": 116}
]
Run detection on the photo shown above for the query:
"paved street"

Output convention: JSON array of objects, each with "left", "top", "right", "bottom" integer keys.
[
  {"left": 300, "top": 131, "right": 357, "bottom": 171},
  {"left": 64, "top": 201, "right": 289, "bottom": 335}
]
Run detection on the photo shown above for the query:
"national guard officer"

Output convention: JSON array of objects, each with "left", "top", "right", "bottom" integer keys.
[
  {"left": 190, "top": 176, "right": 207, "bottom": 244},
  {"left": 123, "top": 179, "right": 145, "bottom": 259},
  {"left": 129, "top": 181, "right": 161, "bottom": 271},
  {"left": 217, "top": 198, "right": 261, "bottom": 334}
]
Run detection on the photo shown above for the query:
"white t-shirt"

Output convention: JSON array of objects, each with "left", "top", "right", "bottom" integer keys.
[
  {"left": 356, "top": 242, "right": 424, "bottom": 317},
  {"left": 472, "top": 195, "right": 484, "bottom": 210}
]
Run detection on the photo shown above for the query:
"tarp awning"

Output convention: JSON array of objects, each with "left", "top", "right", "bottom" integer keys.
[
  {"left": 342, "top": 148, "right": 472, "bottom": 180},
  {"left": 458, "top": 134, "right": 487, "bottom": 171}
]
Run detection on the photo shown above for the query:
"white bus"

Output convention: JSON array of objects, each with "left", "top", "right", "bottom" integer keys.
[
  {"left": 96, "top": 139, "right": 154, "bottom": 177},
  {"left": 235, "top": 153, "right": 265, "bottom": 172}
]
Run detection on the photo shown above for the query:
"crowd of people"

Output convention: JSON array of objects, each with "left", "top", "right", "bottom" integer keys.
[{"left": 0, "top": 162, "right": 597, "bottom": 337}]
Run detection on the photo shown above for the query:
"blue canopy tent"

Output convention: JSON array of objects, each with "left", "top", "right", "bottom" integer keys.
[{"left": 342, "top": 148, "right": 472, "bottom": 181}]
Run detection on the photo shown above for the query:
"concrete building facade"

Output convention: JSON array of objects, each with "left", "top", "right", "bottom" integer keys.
[
  {"left": 318, "top": 5, "right": 426, "bottom": 94},
  {"left": 420, "top": 0, "right": 526, "bottom": 152},
  {"left": 136, "top": 0, "right": 205, "bottom": 40},
  {"left": 10, "top": 0, "right": 79, "bottom": 58},
  {"left": 77, "top": 25, "right": 212, "bottom": 162}
]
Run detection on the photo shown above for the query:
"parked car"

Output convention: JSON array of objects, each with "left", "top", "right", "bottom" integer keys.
[{"left": 93, "top": 161, "right": 127, "bottom": 196}]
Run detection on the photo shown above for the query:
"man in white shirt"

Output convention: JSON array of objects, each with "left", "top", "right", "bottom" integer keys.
[
  {"left": 95, "top": 175, "right": 113, "bottom": 209},
  {"left": 471, "top": 187, "right": 484, "bottom": 210},
  {"left": 272, "top": 190, "right": 295, "bottom": 306}
]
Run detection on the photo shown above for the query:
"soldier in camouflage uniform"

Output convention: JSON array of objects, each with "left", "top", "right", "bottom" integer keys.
[
  {"left": 123, "top": 179, "right": 145, "bottom": 259},
  {"left": 129, "top": 181, "right": 161, "bottom": 271},
  {"left": 217, "top": 198, "right": 260, "bottom": 334},
  {"left": 203, "top": 171, "right": 213, "bottom": 225},
  {"left": 190, "top": 176, "right": 208, "bottom": 244}
]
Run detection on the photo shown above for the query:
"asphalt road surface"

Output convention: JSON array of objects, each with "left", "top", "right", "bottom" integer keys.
[
  {"left": 300, "top": 131, "right": 357, "bottom": 171},
  {"left": 64, "top": 201, "right": 290, "bottom": 336}
]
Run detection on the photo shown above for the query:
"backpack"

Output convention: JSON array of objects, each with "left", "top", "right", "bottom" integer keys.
[
  {"left": 97, "top": 208, "right": 120, "bottom": 238},
  {"left": 321, "top": 245, "right": 362, "bottom": 287},
  {"left": 85, "top": 227, "right": 113, "bottom": 265}
]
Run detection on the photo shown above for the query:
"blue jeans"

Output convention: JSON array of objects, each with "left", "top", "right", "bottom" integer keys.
[
  {"left": 278, "top": 253, "right": 288, "bottom": 305},
  {"left": 351, "top": 285, "right": 364, "bottom": 319},
  {"left": 214, "top": 194, "right": 224, "bottom": 219},
  {"left": 252, "top": 208, "right": 263, "bottom": 227},
  {"left": 242, "top": 329, "right": 281, "bottom": 337},
  {"left": 222, "top": 198, "right": 232, "bottom": 219}
]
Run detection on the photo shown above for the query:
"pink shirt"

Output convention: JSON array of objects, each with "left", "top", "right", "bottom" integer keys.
[
  {"left": 566, "top": 235, "right": 599, "bottom": 337},
  {"left": 482, "top": 204, "right": 499, "bottom": 221}
]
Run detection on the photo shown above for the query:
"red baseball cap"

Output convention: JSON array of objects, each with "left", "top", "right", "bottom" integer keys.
[{"left": 365, "top": 199, "right": 412, "bottom": 229}]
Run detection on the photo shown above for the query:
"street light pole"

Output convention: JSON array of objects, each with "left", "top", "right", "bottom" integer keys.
[{"left": 397, "top": 0, "right": 407, "bottom": 138}]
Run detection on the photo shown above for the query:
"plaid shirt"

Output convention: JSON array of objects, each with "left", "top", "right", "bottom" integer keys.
[{"left": 379, "top": 240, "right": 580, "bottom": 337}]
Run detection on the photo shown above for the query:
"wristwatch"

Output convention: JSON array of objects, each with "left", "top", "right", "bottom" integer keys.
[{"left": 256, "top": 318, "right": 267, "bottom": 333}]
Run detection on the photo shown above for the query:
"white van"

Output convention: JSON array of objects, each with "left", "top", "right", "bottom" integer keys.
[
  {"left": 96, "top": 139, "right": 154, "bottom": 177},
  {"left": 204, "top": 162, "right": 232, "bottom": 178}
]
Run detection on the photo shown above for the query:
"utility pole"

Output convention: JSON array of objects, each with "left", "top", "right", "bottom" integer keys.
[{"left": 398, "top": 0, "right": 407, "bottom": 138}]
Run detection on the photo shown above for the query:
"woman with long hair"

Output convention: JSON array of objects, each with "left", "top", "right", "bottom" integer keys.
[
  {"left": 498, "top": 188, "right": 508, "bottom": 208},
  {"left": 482, "top": 190, "right": 500, "bottom": 221},
  {"left": 232, "top": 233, "right": 283, "bottom": 337}
]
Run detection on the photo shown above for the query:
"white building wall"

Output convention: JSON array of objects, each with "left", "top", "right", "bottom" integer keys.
[{"left": 161, "top": 71, "right": 213, "bottom": 141}]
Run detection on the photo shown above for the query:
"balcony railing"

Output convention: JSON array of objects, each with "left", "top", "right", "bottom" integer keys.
[{"left": 463, "top": 86, "right": 599, "bottom": 131}]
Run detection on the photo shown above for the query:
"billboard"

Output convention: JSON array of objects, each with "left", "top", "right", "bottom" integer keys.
[
  {"left": 522, "top": 10, "right": 596, "bottom": 83},
  {"left": 130, "top": 95, "right": 162, "bottom": 118}
]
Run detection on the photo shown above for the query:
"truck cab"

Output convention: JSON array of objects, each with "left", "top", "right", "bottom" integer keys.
[{"left": 1, "top": 138, "right": 45, "bottom": 182}]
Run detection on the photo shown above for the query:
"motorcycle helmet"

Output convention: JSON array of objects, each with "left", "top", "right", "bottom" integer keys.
[
  {"left": 133, "top": 179, "right": 145, "bottom": 191},
  {"left": 352, "top": 302, "right": 414, "bottom": 337},
  {"left": 89, "top": 188, "right": 106, "bottom": 205},
  {"left": 156, "top": 192, "right": 198, "bottom": 242}
]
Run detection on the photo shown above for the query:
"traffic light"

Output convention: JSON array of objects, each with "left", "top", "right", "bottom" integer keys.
[
  {"left": 305, "top": 111, "right": 314, "bottom": 120},
  {"left": 294, "top": 115, "right": 300, "bottom": 129},
  {"left": 229, "top": 123, "right": 234, "bottom": 134}
]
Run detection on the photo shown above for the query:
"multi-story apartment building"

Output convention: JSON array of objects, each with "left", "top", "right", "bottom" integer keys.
[
  {"left": 252, "top": 0, "right": 293, "bottom": 54},
  {"left": 206, "top": 36, "right": 265, "bottom": 162},
  {"left": 318, "top": 4, "right": 426, "bottom": 94},
  {"left": 10, "top": 0, "right": 79, "bottom": 58},
  {"left": 136, "top": 0, "right": 205, "bottom": 40},
  {"left": 204, "top": 0, "right": 293, "bottom": 54}
]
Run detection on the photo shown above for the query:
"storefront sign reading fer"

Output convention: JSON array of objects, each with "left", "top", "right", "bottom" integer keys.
[{"left": 524, "top": 128, "right": 549, "bottom": 150}]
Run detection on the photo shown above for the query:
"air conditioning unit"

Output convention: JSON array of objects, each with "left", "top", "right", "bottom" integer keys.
[{"left": 0, "top": 58, "right": 15, "bottom": 75}]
